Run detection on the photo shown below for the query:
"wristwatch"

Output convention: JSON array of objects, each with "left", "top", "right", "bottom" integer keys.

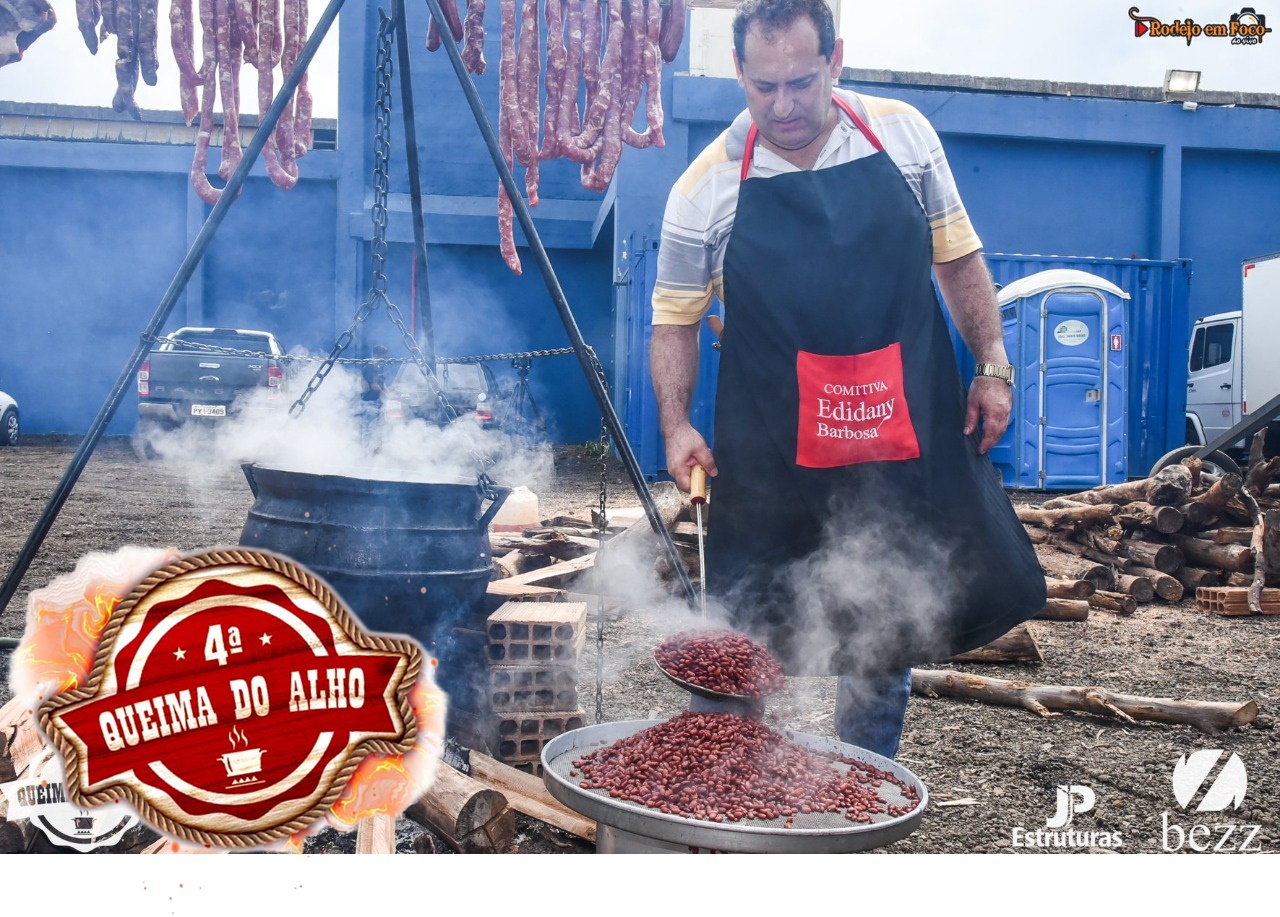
[{"left": 974, "top": 362, "right": 1015, "bottom": 386}]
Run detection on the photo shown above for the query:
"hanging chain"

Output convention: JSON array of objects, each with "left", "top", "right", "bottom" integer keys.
[
  {"left": 288, "top": 11, "right": 398, "bottom": 420},
  {"left": 590, "top": 351, "right": 612, "bottom": 724},
  {"left": 278, "top": 12, "right": 497, "bottom": 496}
]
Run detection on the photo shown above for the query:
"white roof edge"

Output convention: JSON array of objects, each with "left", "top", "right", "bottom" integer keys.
[
  {"left": 1195, "top": 310, "right": 1241, "bottom": 324},
  {"left": 996, "top": 269, "right": 1131, "bottom": 305}
]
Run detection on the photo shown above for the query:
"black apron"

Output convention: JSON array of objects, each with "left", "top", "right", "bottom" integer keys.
[{"left": 707, "top": 95, "right": 1045, "bottom": 676}]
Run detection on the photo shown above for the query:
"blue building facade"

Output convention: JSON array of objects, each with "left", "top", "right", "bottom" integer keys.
[{"left": 2, "top": 5, "right": 1278, "bottom": 464}]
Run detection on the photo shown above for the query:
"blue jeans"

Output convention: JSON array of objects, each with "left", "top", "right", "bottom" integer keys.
[{"left": 835, "top": 668, "right": 913, "bottom": 760}]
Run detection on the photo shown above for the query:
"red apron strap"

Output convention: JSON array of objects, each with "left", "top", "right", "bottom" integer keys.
[
  {"left": 832, "top": 94, "right": 885, "bottom": 152},
  {"left": 741, "top": 93, "right": 884, "bottom": 181}
]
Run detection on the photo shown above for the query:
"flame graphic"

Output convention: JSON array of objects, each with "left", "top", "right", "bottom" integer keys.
[
  {"left": 326, "top": 675, "right": 447, "bottom": 829},
  {"left": 12, "top": 547, "right": 183, "bottom": 697}
]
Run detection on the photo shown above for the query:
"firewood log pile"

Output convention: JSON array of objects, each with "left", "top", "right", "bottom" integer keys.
[{"left": 1019, "top": 430, "right": 1280, "bottom": 618}]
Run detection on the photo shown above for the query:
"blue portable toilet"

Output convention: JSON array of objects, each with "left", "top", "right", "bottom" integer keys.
[{"left": 992, "top": 269, "right": 1130, "bottom": 490}]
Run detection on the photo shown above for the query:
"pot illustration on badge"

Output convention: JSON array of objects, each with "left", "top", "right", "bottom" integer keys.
[{"left": 219, "top": 726, "right": 266, "bottom": 785}]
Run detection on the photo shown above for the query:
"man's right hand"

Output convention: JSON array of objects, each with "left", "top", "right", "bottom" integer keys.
[{"left": 664, "top": 423, "right": 717, "bottom": 492}]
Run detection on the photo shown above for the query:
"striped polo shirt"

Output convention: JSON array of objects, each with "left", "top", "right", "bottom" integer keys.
[{"left": 651, "top": 88, "right": 982, "bottom": 326}]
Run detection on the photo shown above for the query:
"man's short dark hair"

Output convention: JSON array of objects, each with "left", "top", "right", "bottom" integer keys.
[{"left": 733, "top": 0, "right": 837, "bottom": 63}]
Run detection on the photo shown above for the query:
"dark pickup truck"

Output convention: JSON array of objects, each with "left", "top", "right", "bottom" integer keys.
[{"left": 137, "top": 327, "right": 285, "bottom": 428}]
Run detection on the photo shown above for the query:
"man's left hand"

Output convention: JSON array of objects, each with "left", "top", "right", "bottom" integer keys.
[{"left": 963, "top": 376, "right": 1013, "bottom": 454}]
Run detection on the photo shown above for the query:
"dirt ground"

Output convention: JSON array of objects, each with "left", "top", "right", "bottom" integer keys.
[{"left": 2, "top": 435, "right": 1277, "bottom": 855}]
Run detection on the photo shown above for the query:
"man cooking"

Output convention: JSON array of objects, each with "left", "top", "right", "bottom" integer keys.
[{"left": 649, "top": 0, "right": 1045, "bottom": 759}]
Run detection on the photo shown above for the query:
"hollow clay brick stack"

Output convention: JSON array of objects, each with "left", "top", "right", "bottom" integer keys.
[{"left": 485, "top": 601, "right": 587, "bottom": 776}]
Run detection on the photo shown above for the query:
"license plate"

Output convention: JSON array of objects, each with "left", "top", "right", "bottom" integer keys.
[{"left": 191, "top": 404, "right": 227, "bottom": 417}]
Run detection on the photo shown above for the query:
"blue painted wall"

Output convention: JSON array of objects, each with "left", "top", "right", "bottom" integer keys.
[{"left": 0, "top": 165, "right": 188, "bottom": 432}]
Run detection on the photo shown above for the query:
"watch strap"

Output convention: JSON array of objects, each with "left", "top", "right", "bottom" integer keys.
[{"left": 974, "top": 362, "right": 1015, "bottom": 385}]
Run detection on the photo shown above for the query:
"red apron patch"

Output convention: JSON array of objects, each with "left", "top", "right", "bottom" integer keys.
[{"left": 795, "top": 344, "right": 920, "bottom": 468}]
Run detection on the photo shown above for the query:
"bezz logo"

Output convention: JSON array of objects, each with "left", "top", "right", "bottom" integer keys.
[
  {"left": 1172, "top": 750, "right": 1247, "bottom": 812},
  {"left": 1162, "top": 750, "right": 1262, "bottom": 852}
]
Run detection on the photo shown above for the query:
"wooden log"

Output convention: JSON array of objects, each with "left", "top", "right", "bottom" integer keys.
[
  {"left": 1114, "top": 501, "right": 1184, "bottom": 534},
  {"left": 1119, "top": 537, "right": 1184, "bottom": 574},
  {"left": 1015, "top": 503, "right": 1119, "bottom": 530},
  {"left": 1226, "top": 571, "right": 1253, "bottom": 587},
  {"left": 1177, "top": 500, "right": 1218, "bottom": 530},
  {"left": 910, "top": 669, "right": 1259, "bottom": 733},
  {"left": 1146, "top": 463, "right": 1195, "bottom": 505},
  {"left": 0, "top": 694, "right": 45, "bottom": 789},
  {"left": 1223, "top": 496, "right": 1256, "bottom": 525},
  {"left": 467, "top": 751, "right": 597, "bottom": 844},
  {"left": 521, "top": 532, "right": 600, "bottom": 558},
  {"left": 1045, "top": 577, "right": 1096, "bottom": 600},
  {"left": 1168, "top": 534, "right": 1254, "bottom": 573},
  {"left": 355, "top": 813, "right": 397, "bottom": 854},
  {"left": 1081, "top": 527, "right": 1124, "bottom": 556},
  {"left": 1182, "top": 456, "right": 1203, "bottom": 490},
  {"left": 486, "top": 580, "right": 567, "bottom": 605},
  {"left": 600, "top": 482, "right": 686, "bottom": 555},
  {"left": 1127, "top": 565, "right": 1185, "bottom": 601},
  {"left": 493, "top": 550, "right": 544, "bottom": 579},
  {"left": 1262, "top": 509, "right": 1280, "bottom": 587},
  {"left": 1172, "top": 565, "right": 1222, "bottom": 592},
  {"left": 1210, "top": 526, "right": 1256, "bottom": 546},
  {"left": 1040, "top": 497, "right": 1092, "bottom": 510},
  {"left": 498, "top": 553, "right": 596, "bottom": 590},
  {"left": 402, "top": 765, "right": 515, "bottom": 853},
  {"left": 1063, "top": 479, "right": 1157, "bottom": 506},
  {"left": 1035, "top": 548, "right": 1115, "bottom": 589},
  {"left": 947, "top": 623, "right": 1043, "bottom": 664},
  {"left": 1113, "top": 573, "right": 1155, "bottom": 603},
  {"left": 1035, "top": 598, "right": 1090, "bottom": 621},
  {"left": 1244, "top": 429, "right": 1280, "bottom": 497},
  {"left": 1089, "top": 590, "right": 1137, "bottom": 615}
]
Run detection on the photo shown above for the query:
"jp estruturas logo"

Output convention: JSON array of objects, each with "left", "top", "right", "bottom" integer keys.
[
  {"left": 1162, "top": 750, "right": 1262, "bottom": 852},
  {"left": 1129, "top": 6, "right": 1271, "bottom": 45},
  {"left": 1011, "top": 784, "right": 1124, "bottom": 849}
]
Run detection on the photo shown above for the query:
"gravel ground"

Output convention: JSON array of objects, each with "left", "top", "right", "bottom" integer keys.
[{"left": 2, "top": 435, "right": 1277, "bottom": 855}]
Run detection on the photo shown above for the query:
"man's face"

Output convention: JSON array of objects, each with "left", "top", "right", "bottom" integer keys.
[{"left": 734, "top": 17, "right": 843, "bottom": 156}]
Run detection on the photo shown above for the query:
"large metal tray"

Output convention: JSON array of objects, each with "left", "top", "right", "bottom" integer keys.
[{"left": 542, "top": 719, "right": 927, "bottom": 853}]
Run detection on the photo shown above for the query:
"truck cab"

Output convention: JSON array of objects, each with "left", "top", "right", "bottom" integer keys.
[{"left": 1185, "top": 311, "right": 1242, "bottom": 449}]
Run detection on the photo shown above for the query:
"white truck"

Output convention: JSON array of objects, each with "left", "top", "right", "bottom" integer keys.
[{"left": 1180, "top": 251, "right": 1280, "bottom": 471}]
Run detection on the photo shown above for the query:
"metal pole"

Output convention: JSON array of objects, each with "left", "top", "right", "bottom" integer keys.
[
  {"left": 392, "top": 0, "right": 436, "bottom": 366},
  {"left": 0, "top": 0, "right": 348, "bottom": 619},
  {"left": 420, "top": 0, "right": 698, "bottom": 607}
]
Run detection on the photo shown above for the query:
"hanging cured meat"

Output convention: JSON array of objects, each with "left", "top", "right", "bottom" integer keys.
[
  {"left": 430, "top": 0, "right": 686, "bottom": 273},
  {"left": 76, "top": 0, "right": 315, "bottom": 204}
]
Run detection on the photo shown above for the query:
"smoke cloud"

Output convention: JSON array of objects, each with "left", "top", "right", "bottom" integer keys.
[{"left": 138, "top": 355, "right": 557, "bottom": 494}]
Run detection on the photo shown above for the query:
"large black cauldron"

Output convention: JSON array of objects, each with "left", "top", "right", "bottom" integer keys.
[{"left": 238, "top": 463, "right": 508, "bottom": 715}]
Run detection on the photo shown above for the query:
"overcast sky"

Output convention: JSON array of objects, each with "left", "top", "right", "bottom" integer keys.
[{"left": 0, "top": 0, "right": 1273, "bottom": 117}]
